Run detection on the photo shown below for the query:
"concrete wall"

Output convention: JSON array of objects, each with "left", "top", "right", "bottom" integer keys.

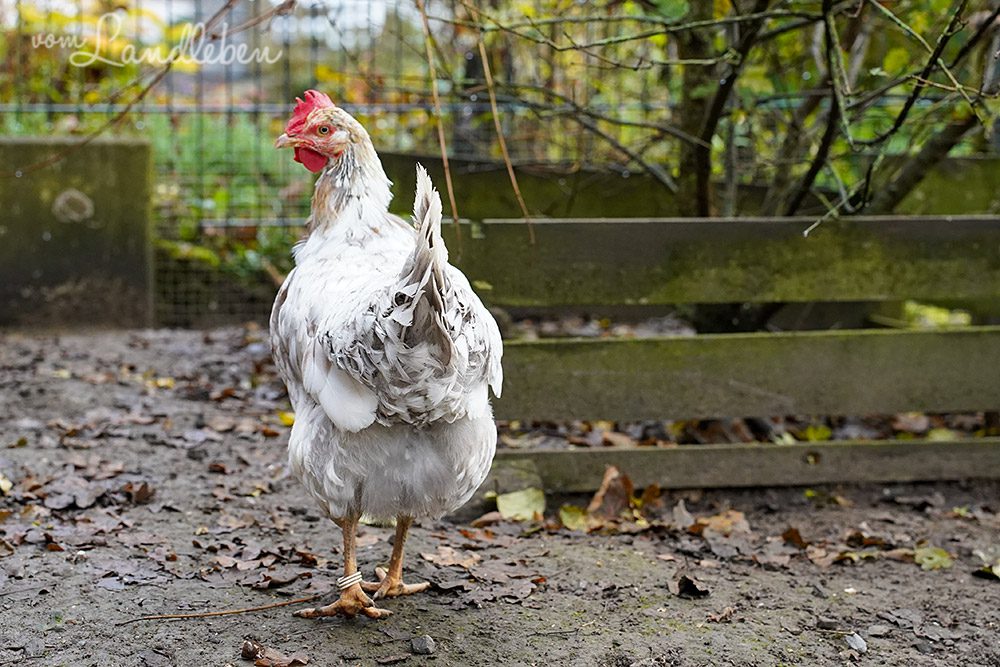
[{"left": 0, "top": 137, "right": 152, "bottom": 327}]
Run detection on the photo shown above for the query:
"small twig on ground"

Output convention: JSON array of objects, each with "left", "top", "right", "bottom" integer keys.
[
  {"left": 0, "top": 584, "right": 50, "bottom": 598},
  {"left": 116, "top": 594, "right": 321, "bottom": 625},
  {"left": 529, "top": 628, "right": 581, "bottom": 637}
]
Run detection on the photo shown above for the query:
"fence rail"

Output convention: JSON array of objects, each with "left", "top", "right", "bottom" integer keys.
[
  {"left": 495, "top": 327, "right": 1000, "bottom": 421},
  {"left": 464, "top": 215, "right": 1000, "bottom": 488},
  {"left": 497, "top": 439, "right": 1000, "bottom": 491},
  {"left": 445, "top": 216, "right": 1000, "bottom": 306}
]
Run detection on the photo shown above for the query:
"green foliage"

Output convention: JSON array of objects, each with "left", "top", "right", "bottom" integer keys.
[
  {"left": 3, "top": 0, "right": 995, "bottom": 274},
  {"left": 650, "top": 0, "right": 690, "bottom": 21}
]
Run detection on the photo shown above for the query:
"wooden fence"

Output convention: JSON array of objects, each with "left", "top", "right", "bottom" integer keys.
[{"left": 443, "top": 216, "right": 1000, "bottom": 490}]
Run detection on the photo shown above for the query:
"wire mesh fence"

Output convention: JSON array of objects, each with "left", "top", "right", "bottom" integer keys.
[
  {"left": 4, "top": 1, "right": 995, "bottom": 325},
  {"left": 2, "top": 0, "right": 687, "bottom": 324}
]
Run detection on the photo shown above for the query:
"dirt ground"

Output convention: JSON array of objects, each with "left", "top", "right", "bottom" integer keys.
[{"left": 1, "top": 328, "right": 999, "bottom": 667}]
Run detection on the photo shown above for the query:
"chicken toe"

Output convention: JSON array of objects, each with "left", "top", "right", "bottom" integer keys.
[
  {"left": 293, "top": 583, "right": 391, "bottom": 620},
  {"left": 363, "top": 566, "right": 431, "bottom": 600}
]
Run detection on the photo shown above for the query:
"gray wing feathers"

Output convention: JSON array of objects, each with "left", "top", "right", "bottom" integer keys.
[{"left": 323, "top": 165, "right": 503, "bottom": 426}]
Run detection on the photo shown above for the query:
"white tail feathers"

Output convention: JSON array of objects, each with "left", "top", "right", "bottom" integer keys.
[{"left": 412, "top": 164, "right": 448, "bottom": 268}]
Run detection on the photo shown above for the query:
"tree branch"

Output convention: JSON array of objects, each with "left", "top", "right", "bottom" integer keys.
[
  {"left": 857, "top": 0, "right": 970, "bottom": 147},
  {"left": 693, "top": 0, "right": 772, "bottom": 216}
]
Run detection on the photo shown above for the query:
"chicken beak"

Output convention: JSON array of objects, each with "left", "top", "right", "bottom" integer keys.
[{"left": 274, "top": 133, "right": 296, "bottom": 149}]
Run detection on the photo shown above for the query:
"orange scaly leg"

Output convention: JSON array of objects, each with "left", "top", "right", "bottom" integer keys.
[
  {"left": 362, "top": 516, "right": 430, "bottom": 600},
  {"left": 294, "top": 515, "right": 391, "bottom": 619}
]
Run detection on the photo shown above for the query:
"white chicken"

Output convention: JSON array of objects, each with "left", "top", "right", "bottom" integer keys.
[{"left": 270, "top": 91, "right": 502, "bottom": 619}]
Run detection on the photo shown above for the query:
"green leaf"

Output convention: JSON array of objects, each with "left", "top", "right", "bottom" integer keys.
[
  {"left": 496, "top": 487, "right": 545, "bottom": 521},
  {"left": 914, "top": 546, "right": 953, "bottom": 571},
  {"left": 883, "top": 47, "right": 910, "bottom": 75},
  {"left": 651, "top": 0, "right": 689, "bottom": 22}
]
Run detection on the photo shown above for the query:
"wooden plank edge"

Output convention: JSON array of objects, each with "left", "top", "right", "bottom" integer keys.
[{"left": 494, "top": 439, "right": 1000, "bottom": 492}]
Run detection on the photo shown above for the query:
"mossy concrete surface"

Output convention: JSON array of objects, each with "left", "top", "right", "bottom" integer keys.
[{"left": 0, "top": 137, "right": 152, "bottom": 326}]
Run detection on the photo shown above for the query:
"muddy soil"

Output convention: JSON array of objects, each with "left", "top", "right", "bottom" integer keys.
[{"left": 1, "top": 328, "right": 998, "bottom": 667}]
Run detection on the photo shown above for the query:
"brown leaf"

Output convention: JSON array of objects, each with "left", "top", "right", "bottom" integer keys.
[
  {"left": 806, "top": 545, "right": 837, "bottom": 568},
  {"left": 215, "top": 555, "right": 238, "bottom": 568},
  {"left": 668, "top": 573, "right": 710, "bottom": 599},
  {"left": 470, "top": 511, "right": 503, "bottom": 527},
  {"left": 420, "top": 546, "right": 481, "bottom": 570},
  {"left": 0, "top": 538, "right": 15, "bottom": 558},
  {"left": 241, "top": 638, "right": 308, "bottom": 667},
  {"left": 253, "top": 567, "right": 310, "bottom": 590},
  {"left": 122, "top": 481, "right": 155, "bottom": 504},
  {"left": 206, "top": 415, "right": 236, "bottom": 432},
  {"left": 845, "top": 530, "right": 889, "bottom": 549},
  {"left": 707, "top": 606, "right": 736, "bottom": 623},
  {"left": 688, "top": 510, "right": 750, "bottom": 538},
  {"left": 782, "top": 527, "right": 809, "bottom": 549},
  {"left": 586, "top": 466, "right": 634, "bottom": 520}
]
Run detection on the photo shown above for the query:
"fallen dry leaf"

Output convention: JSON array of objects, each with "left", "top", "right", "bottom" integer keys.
[
  {"left": 707, "top": 605, "right": 736, "bottom": 623},
  {"left": 558, "top": 505, "right": 589, "bottom": 532},
  {"left": 586, "top": 466, "right": 634, "bottom": 520},
  {"left": 688, "top": 510, "right": 750, "bottom": 538},
  {"left": 0, "top": 538, "right": 15, "bottom": 558},
  {"left": 782, "top": 527, "right": 809, "bottom": 549},
  {"left": 914, "top": 545, "right": 953, "bottom": 571},
  {"left": 496, "top": 488, "right": 545, "bottom": 522},
  {"left": 668, "top": 573, "right": 710, "bottom": 599},
  {"left": 241, "top": 637, "right": 308, "bottom": 667},
  {"left": 420, "top": 545, "right": 481, "bottom": 569},
  {"left": 470, "top": 511, "right": 503, "bottom": 527}
]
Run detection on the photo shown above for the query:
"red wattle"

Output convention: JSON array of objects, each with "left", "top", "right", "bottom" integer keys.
[{"left": 294, "top": 147, "right": 328, "bottom": 173}]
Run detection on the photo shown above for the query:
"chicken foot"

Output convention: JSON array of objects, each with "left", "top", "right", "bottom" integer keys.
[
  {"left": 362, "top": 516, "right": 430, "bottom": 600},
  {"left": 294, "top": 515, "right": 391, "bottom": 619}
]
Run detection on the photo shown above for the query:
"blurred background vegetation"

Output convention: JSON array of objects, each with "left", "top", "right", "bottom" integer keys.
[{"left": 3, "top": 0, "right": 1000, "bottom": 323}]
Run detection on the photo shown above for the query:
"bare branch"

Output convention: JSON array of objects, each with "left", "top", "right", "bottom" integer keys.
[
  {"left": 470, "top": 7, "right": 535, "bottom": 243},
  {"left": 416, "top": 0, "right": 461, "bottom": 244}
]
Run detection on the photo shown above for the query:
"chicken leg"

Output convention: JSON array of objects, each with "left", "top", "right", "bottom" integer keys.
[
  {"left": 362, "top": 516, "right": 430, "bottom": 600},
  {"left": 294, "top": 515, "right": 391, "bottom": 619}
]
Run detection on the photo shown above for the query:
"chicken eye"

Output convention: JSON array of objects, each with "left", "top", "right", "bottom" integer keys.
[{"left": 318, "top": 125, "right": 330, "bottom": 135}]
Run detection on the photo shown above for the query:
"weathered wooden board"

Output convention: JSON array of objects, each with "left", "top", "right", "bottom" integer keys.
[
  {"left": 0, "top": 137, "right": 153, "bottom": 326},
  {"left": 495, "top": 439, "right": 1000, "bottom": 491},
  {"left": 494, "top": 327, "right": 1000, "bottom": 420},
  {"left": 442, "top": 216, "right": 1000, "bottom": 306}
]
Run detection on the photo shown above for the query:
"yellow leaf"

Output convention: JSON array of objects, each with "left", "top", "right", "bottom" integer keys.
[
  {"left": 559, "top": 505, "right": 589, "bottom": 531},
  {"left": 496, "top": 488, "right": 545, "bottom": 521},
  {"left": 278, "top": 411, "right": 295, "bottom": 427},
  {"left": 914, "top": 546, "right": 953, "bottom": 570}
]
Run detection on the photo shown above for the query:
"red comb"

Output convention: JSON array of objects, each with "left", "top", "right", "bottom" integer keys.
[{"left": 285, "top": 90, "right": 334, "bottom": 134}]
